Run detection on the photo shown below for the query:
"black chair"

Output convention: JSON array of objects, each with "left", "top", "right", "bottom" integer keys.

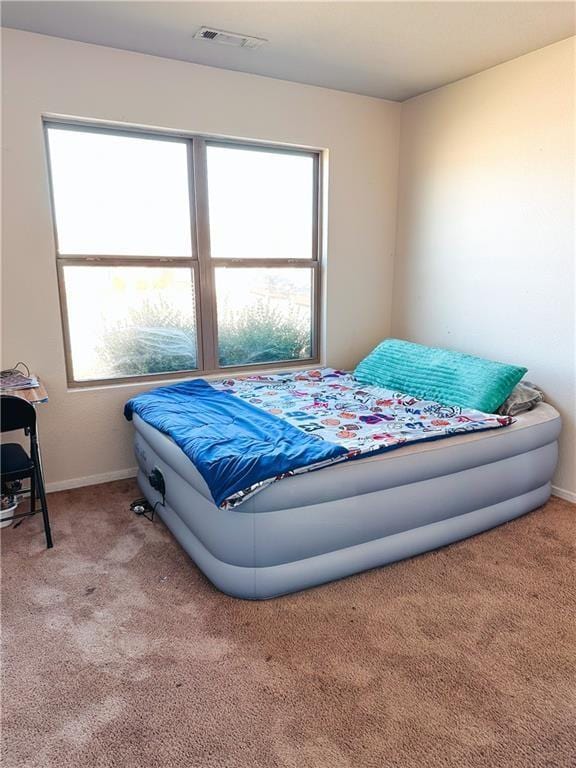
[{"left": 1, "top": 395, "right": 53, "bottom": 548}]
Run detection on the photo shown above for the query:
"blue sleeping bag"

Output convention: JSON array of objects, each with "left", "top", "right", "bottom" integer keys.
[{"left": 124, "top": 380, "right": 346, "bottom": 508}]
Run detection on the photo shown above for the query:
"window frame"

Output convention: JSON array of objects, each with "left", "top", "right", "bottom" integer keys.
[{"left": 43, "top": 119, "right": 323, "bottom": 387}]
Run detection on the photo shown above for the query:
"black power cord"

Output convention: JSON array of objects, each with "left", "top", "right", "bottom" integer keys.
[
  {"left": 130, "top": 470, "right": 166, "bottom": 523},
  {"left": 0, "top": 361, "right": 31, "bottom": 378},
  {"left": 130, "top": 467, "right": 166, "bottom": 523},
  {"left": 130, "top": 497, "right": 162, "bottom": 523}
]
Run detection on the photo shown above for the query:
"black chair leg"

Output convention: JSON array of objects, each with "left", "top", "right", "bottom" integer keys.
[
  {"left": 29, "top": 471, "right": 36, "bottom": 516},
  {"left": 35, "top": 465, "right": 53, "bottom": 549}
]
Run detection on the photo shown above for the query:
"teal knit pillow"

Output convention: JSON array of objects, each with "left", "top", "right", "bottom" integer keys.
[{"left": 354, "top": 339, "right": 527, "bottom": 413}]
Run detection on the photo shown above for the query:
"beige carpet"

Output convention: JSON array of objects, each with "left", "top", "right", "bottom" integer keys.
[{"left": 1, "top": 480, "right": 575, "bottom": 768}]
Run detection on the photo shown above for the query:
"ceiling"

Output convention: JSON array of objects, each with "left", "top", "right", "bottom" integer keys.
[{"left": 2, "top": 1, "right": 575, "bottom": 101}]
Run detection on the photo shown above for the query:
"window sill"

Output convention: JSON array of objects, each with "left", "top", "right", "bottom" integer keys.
[{"left": 66, "top": 360, "right": 325, "bottom": 395}]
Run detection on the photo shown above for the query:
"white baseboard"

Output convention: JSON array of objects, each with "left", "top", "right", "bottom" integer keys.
[
  {"left": 46, "top": 468, "right": 138, "bottom": 494},
  {"left": 551, "top": 485, "right": 576, "bottom": 504}
]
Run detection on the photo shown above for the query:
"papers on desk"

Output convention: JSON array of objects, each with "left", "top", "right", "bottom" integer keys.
[{"left": 0, "top": 371, "right": 39, "bottom": 390}]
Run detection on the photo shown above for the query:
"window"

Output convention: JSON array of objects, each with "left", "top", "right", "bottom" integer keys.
[{"left": 45, "top": 123, "right": 322, "bottom": 384}]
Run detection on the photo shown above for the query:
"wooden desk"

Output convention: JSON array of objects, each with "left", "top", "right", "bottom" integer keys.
[{"left": 0, "top": 379, "right": 48, "bottom": 404}]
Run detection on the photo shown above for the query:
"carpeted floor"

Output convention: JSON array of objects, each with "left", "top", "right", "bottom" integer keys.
[{"left": 1, "top": 480, "right": 575, "bottom": 768}]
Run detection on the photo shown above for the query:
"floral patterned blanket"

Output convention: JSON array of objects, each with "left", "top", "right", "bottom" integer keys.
[{"left": 210, "top": 368, "right": 512, "bottom": 508}]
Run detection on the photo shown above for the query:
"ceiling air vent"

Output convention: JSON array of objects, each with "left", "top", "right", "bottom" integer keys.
[{"left": 193, "top": 26, "right": 267, "bottom": 50}]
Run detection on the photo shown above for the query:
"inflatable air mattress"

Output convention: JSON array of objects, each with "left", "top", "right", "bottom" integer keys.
[{"left": 131, "top": 402, "right": 560, "bottom": 599}]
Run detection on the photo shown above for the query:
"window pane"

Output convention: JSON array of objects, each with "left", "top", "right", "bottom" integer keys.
[
  {"left": 216, "top": 267, "right": 313, "bottom": 366},
  {"left": 62, "top": 266, "right": 197, "bottom": 381},
  {"left": 47, "top": 128, "right": 192, "bottom": 256},
  {"left": 207, "top": 146, "right": 314, "bottom": 260}
]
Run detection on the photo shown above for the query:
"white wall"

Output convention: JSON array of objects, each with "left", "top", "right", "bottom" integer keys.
[
  {"left": 1, "top": 29, "right": 401, "bottom": 488},
  {"left": 394, "top": 38, "right": 575, "bottom": 498}
]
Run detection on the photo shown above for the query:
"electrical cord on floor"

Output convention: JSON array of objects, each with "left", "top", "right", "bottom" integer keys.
[{"left": 130, "top": 493, "right": 165, "bottom": 523}]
